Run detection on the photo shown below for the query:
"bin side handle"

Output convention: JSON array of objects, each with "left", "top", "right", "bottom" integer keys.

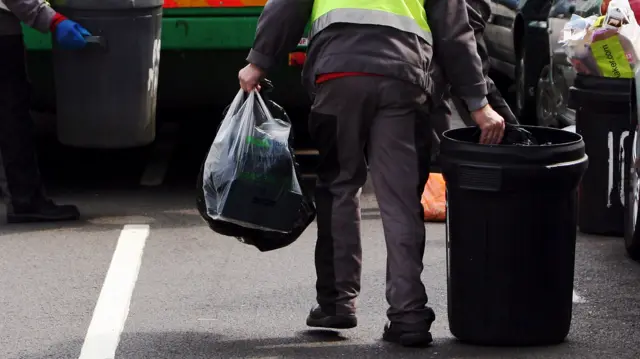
[
  {"left": 457, "top": 164, "right": 502, "bottom": 192},
  {"left": 84, "top": 36, "right": 107, "bottom": 50}
]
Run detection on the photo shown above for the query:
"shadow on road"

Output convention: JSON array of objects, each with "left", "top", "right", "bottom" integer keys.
[{"left": 15, "top": 330, "right": 592, "bottom": 359}]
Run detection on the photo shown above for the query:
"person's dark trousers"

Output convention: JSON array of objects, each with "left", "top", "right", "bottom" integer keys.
[
  {"left": 430, "top": 0, "right": 518, "bottom": 148},
  {"left": 0, "top": 35, "right": 45, "bottom": 206},
  {"left": 0, "top": 35, "right": 79, "bottom": 222},
  {"left": 309, "top": 75, "right": 435, "bottom": 326}
]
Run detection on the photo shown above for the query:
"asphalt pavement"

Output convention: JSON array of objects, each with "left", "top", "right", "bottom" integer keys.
[{"left": 1, "top": 106, "right": 640, "bottom": 359}]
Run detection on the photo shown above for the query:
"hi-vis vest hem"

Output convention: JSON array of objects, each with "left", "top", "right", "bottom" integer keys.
[{"left": 309, "top": 8, "right": 432, "bottom": 45}]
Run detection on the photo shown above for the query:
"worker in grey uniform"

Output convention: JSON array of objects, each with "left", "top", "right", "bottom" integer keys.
[
  {"left": 238, "top": 0, "right": 505, "bottom": 347},
  {"left": 0, "top": 0, "right": 90, "bottom": 223},
  {"left": 431, "top": 0, "right": 518, "bottom": 149}
]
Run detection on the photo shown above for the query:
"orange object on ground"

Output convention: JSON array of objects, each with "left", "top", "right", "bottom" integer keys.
[{"left": 421, "top": 173, "right": 447, "bottom": 222}]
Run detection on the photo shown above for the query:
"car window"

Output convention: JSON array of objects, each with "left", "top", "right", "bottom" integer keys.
[
  {"left": 550, "top": 0, "right": 602, "bottom": 17},
  {"left": 575, "top": 0, "right": 603, "bottom": 16}
]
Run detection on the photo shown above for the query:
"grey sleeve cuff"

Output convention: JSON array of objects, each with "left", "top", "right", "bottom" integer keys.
[
  {"left": 33, "top": 5, "right": 56, "bottom": 33},
  {"left": 3, "top": 0, "right": 56, "bottom": 33},
  {"left": 246, "top": 48, "right": 275, "bottom": 73},
  {"left": 460, "top": 96, "right": 489, "bottom": 112}
]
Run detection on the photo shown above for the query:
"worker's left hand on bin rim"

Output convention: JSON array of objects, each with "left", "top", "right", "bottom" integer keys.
[
  {"left": 50, "top": 13, "right": 92, "bottom": 50},
  {"left": 239, "top": 63, "right": 266, "bottom": 93}
]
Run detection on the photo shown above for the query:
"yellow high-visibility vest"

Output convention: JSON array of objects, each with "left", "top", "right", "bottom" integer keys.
[{"left": 309, "top": 0, "right": 432, "bottom": 45}]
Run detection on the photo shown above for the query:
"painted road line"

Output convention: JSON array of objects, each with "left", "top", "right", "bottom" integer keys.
[
  {"left": 78, "top": 225, "right": 150, "bottom": 359},
  {"left": 140, "top": 123, "right": 180, "bottom": 187},
  {"left": 573, "top": 289, "right": 587, "bottom": 304}
]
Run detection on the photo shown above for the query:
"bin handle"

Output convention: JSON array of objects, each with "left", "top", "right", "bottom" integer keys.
[
  {"left": 457, "top": 164, "right": 502, "bottom": 192},
  {"left": 84, "top": 36, "right": 107, "bottom": 50}
]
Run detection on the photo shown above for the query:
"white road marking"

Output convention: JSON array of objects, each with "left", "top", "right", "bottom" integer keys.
[
  {"left": 140, "top": 123, "right": 179, "bottom": 187},
  {"left": 573, "top": 289, "right": 587, "bottom": 304},
  {"left": 78, "top": 224, "right": 150, "bottom": 359}
]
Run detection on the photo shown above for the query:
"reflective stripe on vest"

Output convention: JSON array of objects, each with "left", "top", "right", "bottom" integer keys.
[
  {"left": 309, "top": 0, "right": 432, "bottom": 44},
  {"left": 0, "top": 0, "right": 9, "bottom": 11}
]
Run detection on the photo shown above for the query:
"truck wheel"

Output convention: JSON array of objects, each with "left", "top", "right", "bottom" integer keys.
[
  {"left": 515, "top": 46, "right": 538, "bottom": 125},
  {"left": 625, "top": 128, "right": 640, "bottom": 260}
]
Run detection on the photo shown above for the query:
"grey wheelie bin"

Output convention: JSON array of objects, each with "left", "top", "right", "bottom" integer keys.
[
  {"left": 51, "top": 0, "right": 163, "bottom": 149},
  {"left": 439, "top": 125, "right": 588, "bottom": 346}
]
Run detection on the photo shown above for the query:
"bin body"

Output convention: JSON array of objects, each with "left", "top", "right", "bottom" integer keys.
[
  {"left": 568, "top": 74, "right": 637, "bottom": 236},
  {"left": 439, "top": 126, "right": 588, "bottom": 346},
  {"left": 51, "top": 0, "right": 163, "bottom": 149}
]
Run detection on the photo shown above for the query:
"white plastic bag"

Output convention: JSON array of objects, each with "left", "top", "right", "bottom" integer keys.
[{"left": 202, "top": 90, "right": 303, "bottom": 233}]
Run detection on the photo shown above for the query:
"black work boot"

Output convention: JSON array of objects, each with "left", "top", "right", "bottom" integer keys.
[
  {"left": 383, "top": 320, "right": 434, "bottom": 347},
  {"left": 306, "top": 305, "right": 357, "bottom": 329},
  {"left": 7, "top": 197, "right": 80, "bottom": 223}
]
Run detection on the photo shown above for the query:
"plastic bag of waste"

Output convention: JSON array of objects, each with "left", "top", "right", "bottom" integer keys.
[
  {"left": 196, "top": 81, "right": 316, "bottom": 252},
  {"left": 471, "top": 124, "right": 540, "bottom": 146},
  {"left": 560, "top": 0, "right": 640, "bottom": 78}
]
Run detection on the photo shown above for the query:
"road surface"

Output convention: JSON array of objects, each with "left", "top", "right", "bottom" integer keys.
[{"left": 1, "top": 109, "right": 639, "bottom": 359}]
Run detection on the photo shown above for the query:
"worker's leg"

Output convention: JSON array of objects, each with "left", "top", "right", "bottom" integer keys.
[
  {"left": 0, "top": 35, "right": 79, "bottom": 222},
  {"left": 306, "top": 76, "right": 377, "bottom": 328},
  {"left": 367, "top": 78, "right": 435, "bottom": 341},
  {"left": 0, "top": 36, "right": 45, "bottom": 206}
]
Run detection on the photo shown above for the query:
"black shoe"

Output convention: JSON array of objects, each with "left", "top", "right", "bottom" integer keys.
[
  {"left": 383, "top": 321, "right": 434, "bottom": 347},
  {"left": 306, "top": 305, "right": 357, "bottom": 329},
  {"left": 8, "top": 198, "right": 80, "bottom": 223}
]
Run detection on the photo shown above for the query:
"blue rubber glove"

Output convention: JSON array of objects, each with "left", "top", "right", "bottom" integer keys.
[{"left": 55, "top": 20, "right": 91, "bottom": 50}]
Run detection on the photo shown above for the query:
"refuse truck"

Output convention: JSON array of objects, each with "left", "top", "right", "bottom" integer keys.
[{"left": 23, "top": 0, "right": 310, "bottom": 147}]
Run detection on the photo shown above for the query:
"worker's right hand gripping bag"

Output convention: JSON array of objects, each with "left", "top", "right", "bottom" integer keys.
[{"left": 196, "top": 86, "right": 316, "bottom": 252}]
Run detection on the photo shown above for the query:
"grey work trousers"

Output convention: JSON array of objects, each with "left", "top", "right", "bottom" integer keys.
[{"left": 309, "top": 76, "right": 434, "bottom": 324}]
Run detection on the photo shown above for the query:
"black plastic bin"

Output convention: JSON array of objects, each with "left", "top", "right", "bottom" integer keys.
[
  {"left": 51, "top": 0, "right": 163, "bottom": 149},
  {"left": 439, "top": 126, "right": 588, "bottom": 346},
  {"left": 568, "top": 74, "right": 637, "bottom": 236}
]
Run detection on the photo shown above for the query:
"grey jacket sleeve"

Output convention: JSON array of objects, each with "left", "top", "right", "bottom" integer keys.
[
  {"left": 3, "top": 0, "right": 56, "bottom": 33},
  {"left": 427, "top": 0, "right": 489, "bottom": 111},
  {"left": 247, "top": 0, "right": 313, "bottom": 72}
]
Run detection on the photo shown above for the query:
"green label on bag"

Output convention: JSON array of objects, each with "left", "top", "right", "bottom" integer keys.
[
  {"left": 246, "top": 136, "right": 270, "bottom": 148},
  {"left": 591, "top": 36, "right": 634, "bottom": 78},
  {"left": 238, "top": 171, "right": 278, "bottom": 183}
]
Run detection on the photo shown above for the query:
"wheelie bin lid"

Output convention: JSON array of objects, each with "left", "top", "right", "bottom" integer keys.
[{"left": 569, "top": 73, "right": 636, "bottom": 108}]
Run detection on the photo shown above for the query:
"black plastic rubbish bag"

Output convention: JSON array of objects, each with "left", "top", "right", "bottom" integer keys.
[
  {"left": 472, "top": 124, "right": 540, "bottom": 146},
  {"left": 196, "top": 85, "right": 316, "bottom": 252}
]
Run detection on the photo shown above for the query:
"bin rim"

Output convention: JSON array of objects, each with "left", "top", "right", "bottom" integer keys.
[{"left": 441, "top": 125, "right": 583, "bottom": 150}]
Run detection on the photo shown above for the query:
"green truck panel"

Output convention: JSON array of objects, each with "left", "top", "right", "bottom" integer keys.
[
  {"left": 23, "top": 7, "right": 310, "bottom": 124},
  {"left": 23, "top": 8, "right": 309, "bottom": 51}
]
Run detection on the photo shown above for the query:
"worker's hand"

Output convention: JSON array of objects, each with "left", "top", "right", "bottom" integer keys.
[
  {"left": 54, "top": 19, "right": 91, "bottom": 50},
  {"left": 471, "top": 104, "right": 505, "bottom": 145},
  {"left": 238, "top": 63, "right": 266, "bottom": 93}
]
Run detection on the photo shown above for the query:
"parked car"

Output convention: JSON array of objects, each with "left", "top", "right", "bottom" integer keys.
[
  {"left": 542, "top": 0, "right": 603, "bottom": 126},
  {"left": 485, "top": 0, "right": 553, "bottom": 125}
]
